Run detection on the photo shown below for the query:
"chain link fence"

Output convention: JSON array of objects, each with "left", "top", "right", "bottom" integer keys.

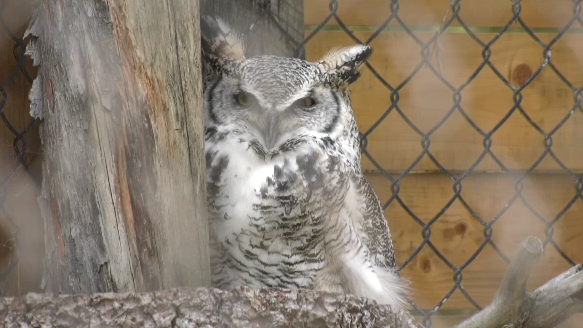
[
  {"left": 0, "top": 0, "right": 40, "bottom": 297},
  {"left": 0, "top": 0, "right": 582, "bottom": 326},
  {"left": 298, "top": 0, "right": 583, "bottom": 326}
]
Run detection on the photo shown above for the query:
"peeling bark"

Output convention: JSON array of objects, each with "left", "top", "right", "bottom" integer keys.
[
  {"left": 0, "top": 286, "right": 421, "bottom": 328},
  {"left": 26, "top": 0, "right": 209, "bottom": 294}
]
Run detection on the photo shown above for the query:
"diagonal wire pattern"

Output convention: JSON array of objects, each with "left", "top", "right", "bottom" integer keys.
[
  {"left": 0, "top": 0, "right": 39, "bottom": 296},
  {"left": 0, "top": 1, "right": 581, "bottom": 327},
  {"left": 300, "top": 0, "right": 582, "bottom": 327}
]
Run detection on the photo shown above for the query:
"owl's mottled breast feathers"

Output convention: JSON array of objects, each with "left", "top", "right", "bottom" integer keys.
[{"left": 201, "top": 15, "right": 408, "bottom": 310}]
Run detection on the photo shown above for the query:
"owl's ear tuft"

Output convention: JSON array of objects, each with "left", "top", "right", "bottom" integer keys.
[
  {"left": 201, "top": 16, "right": 245, "bottom": 76},
  {"left": 317, "top": 45, "right": 372, "bottom": 88}
]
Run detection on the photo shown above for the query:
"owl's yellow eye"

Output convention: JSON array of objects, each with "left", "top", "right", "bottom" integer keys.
[
  {"left": 235, "top": 92, "right": 249, "bottom": 106},
  {"left": 292, "top": 96, "right": 316, "bottom": 110}
]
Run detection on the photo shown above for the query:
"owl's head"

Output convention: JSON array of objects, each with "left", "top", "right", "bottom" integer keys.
[{"left": 201, "top": 16, "right": 371, "bottom": 156}]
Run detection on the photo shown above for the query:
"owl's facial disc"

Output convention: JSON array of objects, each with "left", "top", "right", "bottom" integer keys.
[
  {"left": 233, "top": 88, "right": 320, "bottom": 151},
  {"left": 241, "top": 100, "right": 292, "bottom": 151}
]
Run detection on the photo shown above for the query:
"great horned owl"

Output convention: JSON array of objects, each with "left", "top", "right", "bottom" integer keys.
[{"left": 201, "top": 16, "right": 408, "bottom": 310}]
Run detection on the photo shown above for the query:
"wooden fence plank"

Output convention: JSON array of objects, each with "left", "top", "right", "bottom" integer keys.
[
  {"left": 364, "top": 172, "right": 583, "bottom": 309},
  {"left": 306, "top": 31, "right": 583, "bottom": 172}
]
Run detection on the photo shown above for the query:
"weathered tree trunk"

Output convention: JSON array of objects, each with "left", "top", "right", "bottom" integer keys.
[
  {"left": 25, "top": 0, "right": 209, "bottom": 294},
  {"left": 200, "top": 0, "right": 304, "bottom": 58}
]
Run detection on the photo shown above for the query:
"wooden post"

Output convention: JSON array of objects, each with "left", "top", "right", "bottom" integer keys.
[{"left": 26, "top": 0, "right": 209, "bottom": 294}]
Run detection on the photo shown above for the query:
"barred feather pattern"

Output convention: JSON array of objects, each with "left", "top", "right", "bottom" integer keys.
[{"left": 201, "top": 16, "right": 408, "bottom": 311}]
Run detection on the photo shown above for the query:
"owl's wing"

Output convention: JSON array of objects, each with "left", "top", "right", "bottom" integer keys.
[
  {"left": 350, "top": 173, "right": 397, "bottom": 270},
  {"left": 335, "top": 172, "right": 408, "bottom": 309}
]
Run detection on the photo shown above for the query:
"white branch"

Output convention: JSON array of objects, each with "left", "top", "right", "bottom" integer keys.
[{"left": 455, "top": 236, "right": 583, "bottom": 328}]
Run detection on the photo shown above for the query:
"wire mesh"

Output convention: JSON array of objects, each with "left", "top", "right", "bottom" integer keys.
[
  {"left": 0, "top": 0, "right": 39, "bottom": 297},
  {"left": 296, "top": 0, "right": 582, "bottom": 327},
  {"left": 0, "top": 0, "right": 581, "bottom": 326}
]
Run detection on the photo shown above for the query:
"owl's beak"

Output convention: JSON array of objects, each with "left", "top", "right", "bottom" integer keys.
[{"left": 260, "top": 114, "right": 281, "bottom": 150}]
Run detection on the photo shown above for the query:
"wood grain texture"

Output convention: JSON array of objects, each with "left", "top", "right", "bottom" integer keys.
[
  {"left": 364, "top": 172, "right": 583, "bottom": 310},
  {"left": 306, "top": 31, "right": 583, "bottom": 172},
  {"left": 27, "top": 0, "right": 209, "bottom": 294},
  {"left": 305, "top": 0, "right": 582, "bottom": 28}
]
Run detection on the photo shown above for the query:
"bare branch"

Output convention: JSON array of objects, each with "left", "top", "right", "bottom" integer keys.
[
  {"left": 1, "top": 236, "right": 579, "bottom": 328},
  {"left": 526, "top": 265, "right": 583, "bottom": 328},
  {"left": 0, "top": 286, "right": 422, "bottom": 328},
  {"left": 455, "top": 236, "right": 583, "bottom": 328},
  {"left": 495, "top": 235, "right": 542, "bottom": 304}
]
